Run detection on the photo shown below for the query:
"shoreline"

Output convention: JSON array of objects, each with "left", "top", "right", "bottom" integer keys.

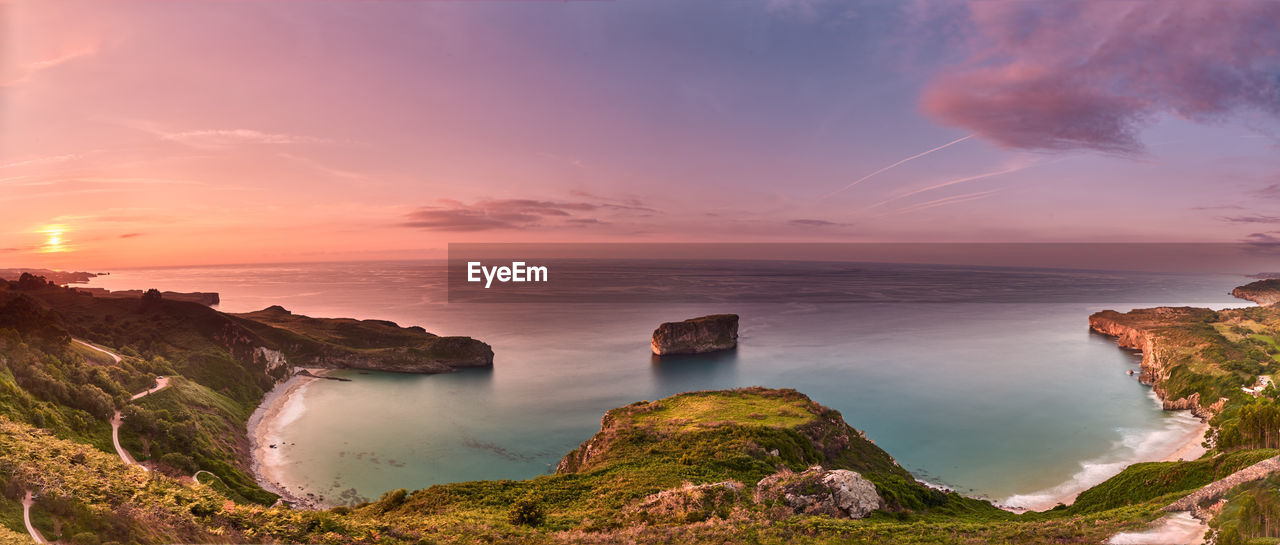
[
  {"left": 246, "top": 368, "right": 333, "bottom": 510},
  {"left": 999, "top": 399, "right": 1211, "bottom": 513}
]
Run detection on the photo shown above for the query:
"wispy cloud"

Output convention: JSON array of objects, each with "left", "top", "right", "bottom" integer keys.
[
  {"left": 401, "top": 197, "right": 651, "bottom": 232},
  {"left": 788, "top": 218, "right": 851, "bottom": 228},
  {"left": 0, "top": 154, "right": 82, "bottom": 170},
  {"left": 160, "top": 129, "right": 330, "bottom": 149},
  {"left": 1222, "top": 215, "right": 1280, "bottom": 224},
  {"left": 1, "top": 45, "right": 98, "bottom": 87}
]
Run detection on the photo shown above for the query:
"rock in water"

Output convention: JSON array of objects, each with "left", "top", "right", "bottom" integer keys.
[
  {"left": 650, "top": 314, "right": 739, "bottom": 355},
  {"left": 755, "top": 466, "right": 883, "bottom": 519}
]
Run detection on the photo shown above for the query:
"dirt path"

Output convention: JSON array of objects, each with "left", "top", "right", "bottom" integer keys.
[
  {"left": 73, "top": 338, "right": 122, "bottom": 363},
  {"left": 22, "top": 491, "right": 48, "bottom": 544},
  {"left": 111, "top": 376, "right": 171, "bottom": 470}
]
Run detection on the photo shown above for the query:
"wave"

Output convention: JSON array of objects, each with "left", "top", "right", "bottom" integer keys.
[{"left": 1002, "top": 390, "right": 1205, "bottom": 511}]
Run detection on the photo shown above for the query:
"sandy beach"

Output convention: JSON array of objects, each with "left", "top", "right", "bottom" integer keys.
[
  {"left": 1161, "top": 420, "right": 1211, "bottom": 463},
  {"left": 246, "top": 369, "right": 333, "bottom": 509},
  {"left": 1000, "top": 407, "right": 1212, "bottom": 513}
]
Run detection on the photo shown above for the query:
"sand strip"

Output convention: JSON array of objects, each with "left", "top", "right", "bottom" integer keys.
[
  {"left": 1000, "top": 408, "right": 1211, "bottom": 512},
  {"left": 247, "top": 369, "right": 332, "bottom": 509}
]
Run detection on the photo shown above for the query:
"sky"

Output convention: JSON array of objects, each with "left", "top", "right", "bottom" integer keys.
[{"left": 2, "top": 0, "right": 1279, "bottom": 268}]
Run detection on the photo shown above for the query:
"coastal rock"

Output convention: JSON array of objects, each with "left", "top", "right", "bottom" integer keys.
[
  {"left": 755, "top": 466, "right": 883, "bottom": 519},
  {"left": 1231, "top": 279, "right": 1280, "bottom": 306},
  {"left": 1089, "top": 307, "right": 1228, "bottom": 418},
  {"left": 651, "top": 314, "right": 739, "bottom": 356}
]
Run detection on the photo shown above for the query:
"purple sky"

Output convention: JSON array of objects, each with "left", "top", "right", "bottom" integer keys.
[{"left": 2, "top": 0, "right": 1279, "bottom": 267}]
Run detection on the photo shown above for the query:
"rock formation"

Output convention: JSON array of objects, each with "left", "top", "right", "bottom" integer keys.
[
  {"left": 651, "top": 314, "right": 738, "bottom": 355},
  {"left": 755, "top": 466, "right": 883, "bottom": 519},
  {"left": 1232, "top": 279, "right": 1280, "bottom": 306},
  {"left": 627, "top": 481, "right": 744, "bottom": 523},
  {"left": 1089, "top": 307, "right": 1227, "bottom": 418},
  {"left": 234, "top": 305, "right": 494, "bottom": 374}
]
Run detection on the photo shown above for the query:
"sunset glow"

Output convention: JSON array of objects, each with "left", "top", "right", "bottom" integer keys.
[
  {"left": 2, "top": 1, "right": 1279, "bottom": 269},
  {"left": 37, "top": 225, "right": 70, "bottom": 254}
]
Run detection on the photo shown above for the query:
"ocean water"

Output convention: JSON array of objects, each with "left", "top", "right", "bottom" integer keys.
[{"left": 82, "top": 260, "right": 1250, "bottom": 509}]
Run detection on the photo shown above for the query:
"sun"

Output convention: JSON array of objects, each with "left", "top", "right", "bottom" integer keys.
[{"left": 37, "top": 224, "right": 71, "bottom": 253}]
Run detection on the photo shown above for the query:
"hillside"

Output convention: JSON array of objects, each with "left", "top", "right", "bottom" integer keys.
[
  {"left": 9, "top": 273, "right": 1280, "bottom": 542},
  {"left": 0, "top": 273, "right": 493, "bottom": 508}
]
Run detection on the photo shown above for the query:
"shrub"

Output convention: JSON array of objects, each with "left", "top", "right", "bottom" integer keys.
[{"left": 508, "top": 497, "right": 545, "bottom": 527}]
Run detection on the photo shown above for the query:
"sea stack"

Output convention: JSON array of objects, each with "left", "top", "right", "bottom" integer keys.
[{"left": 651, "top": 314, "right": 739, "bottom": 356}]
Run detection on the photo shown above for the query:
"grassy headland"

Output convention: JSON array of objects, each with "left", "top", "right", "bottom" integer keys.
[{"left": 6, "top": 272, "right": 1280, "bottom": 543}]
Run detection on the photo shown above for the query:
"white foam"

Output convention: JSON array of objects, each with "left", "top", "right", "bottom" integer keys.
[
  {"left": 1002, "top": 390, "right": 1206, "bottom": 511},
  {"left": 1107, "top": 512, "right": 1206, "bottom": 544}
]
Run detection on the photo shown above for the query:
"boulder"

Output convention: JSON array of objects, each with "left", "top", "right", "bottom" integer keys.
[
  {"left": 755, "top": 466, "right": 882, "bottom": 519},
  {"left": 651, "top": 314, "right": 738, "bottom": 355}
]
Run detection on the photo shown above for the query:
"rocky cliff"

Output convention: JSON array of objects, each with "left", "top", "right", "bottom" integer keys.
[
  {"left": 1232, "top": 279, "right": 1280, "bottom": 306},
  {"left": 233, "top": 305, "right": 493, "bottom": 374},
  {"left": 651, "top": 314, "right": 739, "bottom": 355},
  {"left": 1089, "top": 307, "right": 1226, "bottom": 418}
]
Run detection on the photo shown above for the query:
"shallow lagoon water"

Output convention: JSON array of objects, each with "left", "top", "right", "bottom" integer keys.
[{"left": 86, "top": 261, "right": 1249, "bottom": 507}]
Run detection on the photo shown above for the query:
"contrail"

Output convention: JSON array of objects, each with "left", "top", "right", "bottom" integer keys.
[
  {"left": 891, "top": 189, "right": 1003, "bottom": 215},
  {"left": 822, "top": 134, "right": 974, "bottom": 199},
  {"left": 861, "top": 162, "right": 1033, "bottom": 212}
]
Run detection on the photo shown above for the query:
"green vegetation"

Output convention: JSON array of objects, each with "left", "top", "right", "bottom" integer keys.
[
  {"left": 12, "top": 273, "right": 1280, "bottom": 543},
  {"left": 1211, "top": 473, "right": 1280, "bottom": 545},
  {"left": 1067, "top": 449, "right": 1278, "bottom": 513}
]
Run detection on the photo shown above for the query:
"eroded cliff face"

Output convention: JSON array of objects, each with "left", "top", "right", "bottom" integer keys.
[
  {"left": 651, "top": 314, "right": 739, "bottom": 355},
  {"left": 1089, "top": 308, "right": 1225, "bottom": 418}
]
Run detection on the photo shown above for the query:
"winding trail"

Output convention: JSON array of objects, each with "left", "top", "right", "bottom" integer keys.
[
  {"left": 73, "top": 338, "right": 122, "bottom": 363},
  {"left": 89, "top": 336, "right": 171, "bottom": 471},
  {"left": 111, "top": 376, "right": 170, "bottom": 470},
  {"left": 22, "top": 491, "right": 47, "bottom": 544}
]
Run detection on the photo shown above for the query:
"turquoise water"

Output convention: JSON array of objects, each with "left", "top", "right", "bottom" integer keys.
[{"left": 84, "top": 261, "right": 1250, "bottom": 509}]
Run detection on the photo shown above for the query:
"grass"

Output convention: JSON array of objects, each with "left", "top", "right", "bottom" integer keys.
[
  {"left": 1064, "top": 449, "right": 1279, "bottom": 514},
  {"left": 121, "top": 376, "right": 275, "bottom": 505},
  {"left": 630, "top": 390, "right": 817, "bottom": 432}
]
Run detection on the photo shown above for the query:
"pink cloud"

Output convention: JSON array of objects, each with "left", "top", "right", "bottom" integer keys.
[{"left": 919, "top": 0, "right": 1280, "bottom": 153}]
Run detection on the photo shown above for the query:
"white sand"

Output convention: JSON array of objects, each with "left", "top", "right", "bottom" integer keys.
[
  {"left": 247, "top": 369, "right": 329, "bottom": 509},
  {"left": 1001, "top": 397, "right": 1211, "bottom": 512}
]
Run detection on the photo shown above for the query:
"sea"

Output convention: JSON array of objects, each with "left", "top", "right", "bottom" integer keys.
[{"left": 80, "top": 260, "right": 1252, "bottom": 510}]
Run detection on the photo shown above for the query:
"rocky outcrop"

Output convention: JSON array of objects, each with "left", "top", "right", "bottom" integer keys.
[
  {"left": 1232, "top": 279, "right": 1280, "bottom": 306},
  {"left": 233, "top": 305, "right": 493, "bottom": 375},
  {"left": 755, "top": 466, "right": 883, "bottom": 519},
  {"left": 1089, "top": 308, "right": 1226, "bottom": 418},
  {"left": 627, "top": 481, "right": 744, "bottom": 522},
  {"left": 651, "top": 314, "right": 739, "bottom": 355}
]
